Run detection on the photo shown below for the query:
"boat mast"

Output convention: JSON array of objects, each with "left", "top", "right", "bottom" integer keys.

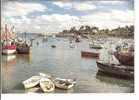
[
  {"left": 5, "top": 24, "right": 8, "bottom": 42},
  {"left": 25, "top": 32, "right": 27, "bottom": 44}
]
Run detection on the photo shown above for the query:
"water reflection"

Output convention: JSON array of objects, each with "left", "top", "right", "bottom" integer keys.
[
  {"left": 2, "top": 55, "right": 17, "bottom": 76},
  {"left": 24, "top": 87, "right": 41, "bottom": 93},
  {"left": 96, "top": 71, "right": 134, "bottom": 92},
  {"left": 2, "top": 37, "right": 134, "bottom": 93},
  {"left": 16, "top": 54, "right": 32, "bottom": 63}
]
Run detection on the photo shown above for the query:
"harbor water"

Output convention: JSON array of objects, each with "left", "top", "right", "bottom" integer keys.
[{"left": 1, "top": 36, "right": 134, "bottom": 93}]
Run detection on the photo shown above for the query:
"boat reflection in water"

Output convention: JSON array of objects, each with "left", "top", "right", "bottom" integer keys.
[
  {"left": 96, "top": 71, "right": 134, "bottom": 92},
  {"left": 2, "top": 55, "right": 17, "bottom": 91},
  {"left": 16, "top": 54, "right": 32, "bottom": 63},
  {"left": 2, "top": 55, "right": 16, "bottom": 66},
  {"left": 24, "top": 87, "right": 41, "bottom": 93},
  {"left": 2, "top": 55, "right": 16, "bottom": 62}
]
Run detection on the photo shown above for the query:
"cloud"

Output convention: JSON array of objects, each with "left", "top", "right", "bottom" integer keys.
[
  {"left": 2, "top": 1, "right": 134, "bottom": 33},
  {"left": 53, "top": 1, "right": 96, "bottom": 11},
  {"left": 53, "top": 1, "right": 72, "bottom": 9},
  {"left": 99, "top": 1, "right": 126, "bottom": 5},
  {"left": 111, "top": 10, "right": 134, "bottom": 23},
  {"left": 3, "top": 14, "right": 80, "bottom": 33},
  {"left": 73, "top": 2, "right": 96, "bottom": 11},
  {"left": 80, "top": 9, "right": 134, "bottom": 29},
  {"left": 2, "top": 2, "right": 47, "bottom": 17}
]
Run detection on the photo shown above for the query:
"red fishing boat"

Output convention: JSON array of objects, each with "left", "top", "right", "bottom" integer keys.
[
  {"left": 1, "top": 24, "right": 16, "bottom": 55},
  {"left": 81, "top": 51, "right": 99, "bottom": 58},
  {"left": 2, "top": 44, "right": 16, "bottom": 55},
  {"left": 114, "top": 51, "right": 134, "bottom": 66}
]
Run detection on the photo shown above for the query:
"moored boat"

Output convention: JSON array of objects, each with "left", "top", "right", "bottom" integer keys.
[
  {"left": 1, "top": 24, "right": 17, "bottom": 55},
  {"left": 96, "top": 61, "right": 134, "bottom": 78},
  {"left": 16, "top": 32, "right": 30, "bottom": 54},
  {"left": 16, "top": 43, "right": 30, "bottom": 54},
  {"left": 54, "top": 78, "right": 76, "bottom": 90},
  {"left": 51, "top": 45, "right": 56, "bottom": 48},
  {"left": 81, "top": 51, "right": 99, "bottom": 58},
  {"left": 89, "top": 44, "right": 102, "bottom": 49},
  {"left": 89, "top": 42, "right": 102, "bottom": 49},
  {"left": 2, "top": 43, "right": 16, "bottom": 55},
  {"left": 114, "top": 51, "right": 134, "bottom": 66},
  {"left": 40, "top": 78, "right": 55, "bottom": 93},
  {"left": 39, "top": 73, "right": 52, "bottom": 79},
  {"left": 22, "top": 76, "right": 41, "bottom": 89}
]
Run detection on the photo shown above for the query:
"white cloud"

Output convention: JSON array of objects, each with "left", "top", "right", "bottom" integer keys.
[
  {"left": 73, "top": 2, "right": 96, "bottom": 11},
  {"left": 2, "top": 1, "right": 134, "bottom": 33},
  {"left": 100, "top": 1, "right": 126, "bottom": 5},
  {"left": 3, "top": 2, "right": 47, "bottom": 17},
  {"left": 2, "top": 14, "right": 80, "bottom": 33},
  {"left": 111, "top": 10, "right": 134, "bottom": 23},
  {"left": 53, "top": 1, "right": 72, "bottom": 9},
  {"left": 80, "top": 10, "right": 134, "bottom": 29},
  {"left": 2, "top": 9, "right": 134, "bottom": 33},
  {"left": 53, "top": 1, "right": 96, "bottom": 11}
]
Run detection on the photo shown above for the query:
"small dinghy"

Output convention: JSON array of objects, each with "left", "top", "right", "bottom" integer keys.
[
  {"left": 39, "top": 73, "right": 52, "bottom": 79},
  {"left": 22, "top": 76, "right": 41, "bottom": 89},
  {"left": 40, "top": 78, "right": 55, "bottom": 93},
  {"left": 54, "top": 78, "right": 76, "bottom": 90},
  {"left": 51, "top": 45, "right": 56, "bottom": 48}
]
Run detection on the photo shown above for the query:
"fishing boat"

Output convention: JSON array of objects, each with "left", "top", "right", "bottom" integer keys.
[
  {"left": 81, "top": 51, "right": 99, "bottom": 58},
  {"left": 89, "top": 42, "right": 102, "bottom": 49},
  {"left": 96, "top": 60, "right": 134, "bottom": 78},
  {"left": 16, "top": 43, "right": 30, "bottom": 54},
  {"left": 114, "top": 51, "right": 134, "bottom": 66},
  {"left": 22, "top": 76, "right": 41, "bottom": 89},
  {"left": 1, "top": 25, "right": 16, "bottom": 55},
  {"left": 40, "top": 78, "right": 55, "bottom": 93},
  {"left": 16, "top": 32, "right": 30, "bottom": 54},
  {"left": 54, "top": 78, "right": 76, "bottom": 90},
  {"left": 2, "top": 43, "right": 16, "bottom": 55}
]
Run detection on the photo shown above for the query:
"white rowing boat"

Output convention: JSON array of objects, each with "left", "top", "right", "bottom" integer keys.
[
  {"left": 39, "top": 73, "right": 52, "bottom": 79},
  {"left": 22, "top": 76, "right": 41, "bottom": 89},
  {"left": 40, "top": 78, "right": 55, "bottom": 93},
  {"left": 54, "top": 78, "right": 76, "bottom": 90}
]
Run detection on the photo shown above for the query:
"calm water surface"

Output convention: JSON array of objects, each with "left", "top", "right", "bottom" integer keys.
[{"left": 2, "top": 37, "right": 134, "bottom": 93}]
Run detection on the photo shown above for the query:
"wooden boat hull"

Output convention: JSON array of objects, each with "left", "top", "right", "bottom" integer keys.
[
  {"left": 2, "top": 49, "right": 16, "bottom": 55},
  {"left": 96, "top": 61, "right": 134, "bottom": 78},
  {"left": 16, "top": 46, "right": 30, "bottom": 54},
  {"left": 40, "top": 78, "right": 55, "bottom": 93},
  {"left": 114, "top": 52, "right": 134, "bottom": 66},
  {"left": 22, "top": 76, "right": 41, "bottom": 89},
  {"left": 2, "top": 45, "right": 16, "bottom": 55},
  {"left": 54, "top": 78, "right": 75, "bottom": 90},
  {"left": 89, "top": 45, "right": 102, "bottom": 49},
  {"left": 81, "top": 51, "right": 99, "bottom": 58}
]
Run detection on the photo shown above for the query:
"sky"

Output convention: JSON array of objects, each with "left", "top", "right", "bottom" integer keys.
[{"left": 1, "top": 0, "right": 134, "bottom": 34}]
